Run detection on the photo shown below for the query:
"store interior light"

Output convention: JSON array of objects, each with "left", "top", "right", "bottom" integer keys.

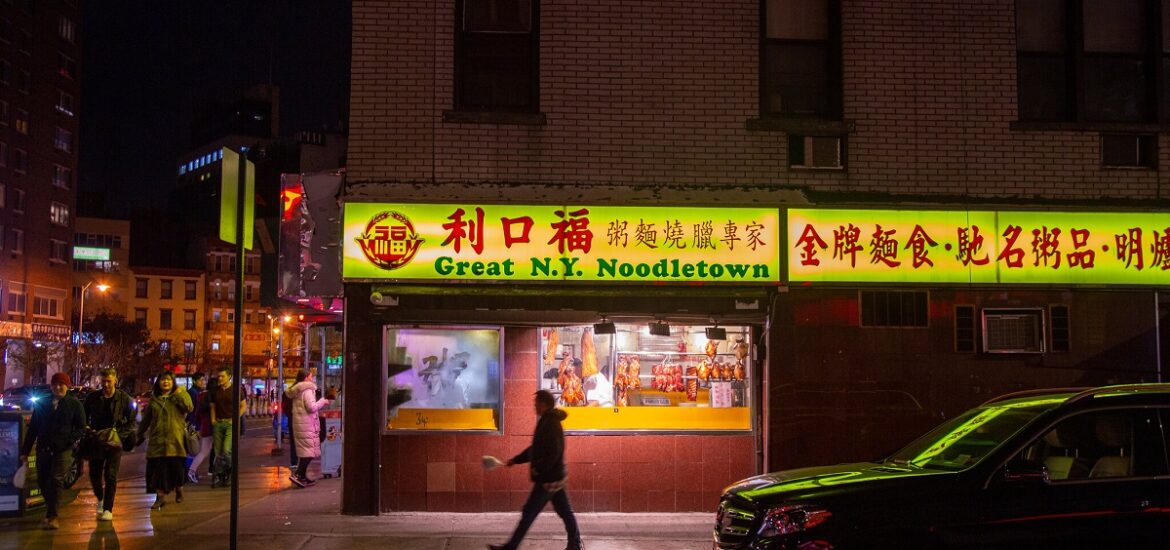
[
  {"left": 648, "top": 320, "right": 671, "bottom": 337},
  {"left": 593, "top": 316, "right": 616, "bottom": 335},
  {"left": 705, "top": 326, "right": 727, "bottom": 340}
]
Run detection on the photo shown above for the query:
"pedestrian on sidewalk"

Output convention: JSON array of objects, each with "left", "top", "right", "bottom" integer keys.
[
  {"left": 19, "top": 372, "right": 86, "bottom": 530},
  {"left": 186, "top": 373, "right": 214, "bottom": 484},
  {"left": 285, "top": 369, "right": 335, "bottom": 487},
  {"left": 83, "top": 368, "right": 136, "bottom": 522},
  {"left": 281, "top": 380, "right": 298, "bottom": 473},
  {"left": 138, "top": 371, "right": 192, "bottom": 510},
  {"left": 489, "top": 390, "right": 583, "bottom": 550},
  {"left": 208, "top": 366, "right": 245, "bottom": 488}
]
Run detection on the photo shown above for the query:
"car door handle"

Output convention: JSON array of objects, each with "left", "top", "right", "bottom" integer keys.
[{"left": 1120, "top": 498, "right": 1151, "bottom": 512}]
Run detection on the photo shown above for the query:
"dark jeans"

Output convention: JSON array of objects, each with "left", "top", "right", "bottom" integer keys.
[
  {"left": 35, "top": 449, "right": 72, "bottom": 519},
  {"left": 88, "top": 446, "right": 122, "bottom": 512},
  {"left": 287, "top": 415, "right": 298, "bottom": 467},
  {"left": 295, "top": 456, "right": 313, "bottom": 479},
  {"left": 503, "top": 482, "right": 582, "bottom": 550}
]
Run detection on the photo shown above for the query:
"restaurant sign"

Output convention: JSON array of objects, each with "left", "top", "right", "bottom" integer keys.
[
  {"left": 343, "top": 203, "right": 781, "bottom": 283},
  {"left": 789, "top": 209, "right": 1170, "bottom": 285}
]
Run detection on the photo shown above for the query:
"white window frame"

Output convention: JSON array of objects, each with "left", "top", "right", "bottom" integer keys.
[{"left": 50, "top": 201, "right": 69, "bottom": 226}]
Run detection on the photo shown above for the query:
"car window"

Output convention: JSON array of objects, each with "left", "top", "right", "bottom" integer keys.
[
  {"left": 1016, "top": 408, "right": 1170, "bottom": 482},
  {"left": 888, "top": 405, "right": 1045, "bottom": 471}
]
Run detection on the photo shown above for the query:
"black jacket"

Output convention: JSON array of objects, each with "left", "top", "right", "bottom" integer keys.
[
  {"left": 84, "top": 389, "right": 135, "bottom": 434},
  {"left": 511, "top": 408, "right": 568, "bottom": 483},
  {"left": 21, "top": 393, "right": 86, "bottom": 455}
]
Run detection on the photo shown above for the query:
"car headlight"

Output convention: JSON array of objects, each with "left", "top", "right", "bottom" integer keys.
[
  {"left": 28, "top": 396, "right": 39, "bottom": 403},
  {"left": 757, "top": 504, "right": 832, "bottom": 538}
]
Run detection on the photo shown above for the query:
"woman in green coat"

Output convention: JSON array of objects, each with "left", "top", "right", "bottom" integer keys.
[{"left": 137, "top": 371, "right": 192, "bottom": 510}]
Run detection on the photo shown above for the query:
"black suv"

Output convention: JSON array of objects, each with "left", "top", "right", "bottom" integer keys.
[{"left": 714, "top": 384, "right": 1170, "bottom": 549}]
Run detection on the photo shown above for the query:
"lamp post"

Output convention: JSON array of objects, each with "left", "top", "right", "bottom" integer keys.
[
  {"left": 75, "top": 281, "right": 110, "bottom": 385},
  {"left": 272, "top": 314, "right": 292, "bottom": 451}
]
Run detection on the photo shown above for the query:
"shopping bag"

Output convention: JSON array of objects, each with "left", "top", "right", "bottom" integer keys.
[
  {"left": 481, "top": 455, "right": 505, "bottom": 471},
  {"left": 13, "top": 463, "right": 27, "bottom": 489},
  {"left": 185, "top": 425, "right": 202, "bottom": 457},
  {"left": 96, "top": 427, "right": 122, "bottom": 449}
]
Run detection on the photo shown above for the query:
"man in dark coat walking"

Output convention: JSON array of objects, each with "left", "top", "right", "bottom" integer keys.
[
  {"left": 84, "top": 367, "right": 136, "bottom": 521},
  {"left": 490, "top": 390, "right": 583, "bottom": 550},
  {"left": 20, "top": 372, "right": 86, "bottom": 530}
]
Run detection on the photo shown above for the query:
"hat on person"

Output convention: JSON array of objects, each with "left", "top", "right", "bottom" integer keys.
[{"left": 50, "top": 372, "right": 71, "bottom": 386}]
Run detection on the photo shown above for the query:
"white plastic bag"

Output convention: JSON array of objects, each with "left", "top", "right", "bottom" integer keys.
[
  {"left": 481, "top": 455, "right": 505, "bottom": 471},
  {"left": 13, "top": 463, "right": 27, "bottom": 489}
]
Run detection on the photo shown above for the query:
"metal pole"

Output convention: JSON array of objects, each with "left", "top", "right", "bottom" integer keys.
[
  {"left": 75, "top": 282, "right": 88, "bottom": 385},
  {"left": 229, "top": 150, "right": 246, "bottom": 550},
  {"left": 1156, "top": 291, "right": 1164, "bottom": 383},
  {"left": 276, "top": 326, "right": 284, "bottom": 449}
]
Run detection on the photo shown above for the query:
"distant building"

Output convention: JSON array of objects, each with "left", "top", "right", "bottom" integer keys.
[
  {"left": 0, "top": 0, "right": 81, "bottom": 388},
  {"left": 72, "top": 216, "right": 131, "bottom": 320},
  {"left": 126, "top": 266, "right": 205, "bottom": 376}
]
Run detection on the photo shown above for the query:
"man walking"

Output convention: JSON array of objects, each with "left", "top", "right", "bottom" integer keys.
[
  {"left": 84, "top": 368, "right": 135, "bottom": 521},
  {"left": 490, "top": 390, "right": 583, "bottom": 550},
  {"left": 185, "top": 372, "right": 211, "bottom": 483},
  {"left": 208, "top": 366, "right": 244, "bottom": 488},
  {"left": 20, "top": 372, "right": 86, "bottom": 530}
]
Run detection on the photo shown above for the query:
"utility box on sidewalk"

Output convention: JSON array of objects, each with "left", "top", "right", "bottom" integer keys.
[
  {"left": 0, "top": 411, "right": 42, "bottom": 517},
  {"left": 319, "top": 409, "right": 342, "bottom": 478}
]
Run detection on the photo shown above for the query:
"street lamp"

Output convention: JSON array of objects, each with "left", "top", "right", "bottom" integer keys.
[
  {"left": 75, "top": 281, "right": 110, "bottom": 384},
  {"left": 272, "top": 314, "right": 292, "bottom": 452}
]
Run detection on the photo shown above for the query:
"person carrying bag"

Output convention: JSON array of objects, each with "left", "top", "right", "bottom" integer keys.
[{"left": 83, "top": 367, "right": 136, "bottom": 522}]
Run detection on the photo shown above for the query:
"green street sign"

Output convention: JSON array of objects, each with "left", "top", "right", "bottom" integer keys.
[{"left": 219, "top": 147, "right": 255, "bottom": 249}]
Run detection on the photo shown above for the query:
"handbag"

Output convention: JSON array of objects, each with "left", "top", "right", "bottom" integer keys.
[
  {"left": 95, "top": 427, "right": 122, "bottom": 449},
  {"left": 13, "top": 463, "right": 26, "bottom": 489},
  {"left": 185, "top": 424, "right": 202, "bottom": 457}
]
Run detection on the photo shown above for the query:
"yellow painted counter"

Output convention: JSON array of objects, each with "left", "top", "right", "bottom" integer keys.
[
  {"left": 387, "top": 408, "right": 498, "bottom": 430},
  {"left": 561, "top": 405, "right": 750, "bottom": 431}
]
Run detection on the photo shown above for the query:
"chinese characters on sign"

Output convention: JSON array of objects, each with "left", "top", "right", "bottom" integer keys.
[
  {"left": 344, "top": 204, "right": 781, "bottom": 283},
  {"left": 789, "top": 209, "right": 1170, "bottom": 285}
]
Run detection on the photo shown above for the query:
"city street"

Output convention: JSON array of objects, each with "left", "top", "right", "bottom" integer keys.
[{"left": 0, "top": 420, "right": 713, "bottom": 550}]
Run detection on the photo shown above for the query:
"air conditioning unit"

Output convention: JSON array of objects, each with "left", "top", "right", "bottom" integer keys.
[{"left": 982, "top": 308, "right": 1045, "bottom": 354}]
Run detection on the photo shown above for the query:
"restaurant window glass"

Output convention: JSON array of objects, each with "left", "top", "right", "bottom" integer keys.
[
  {"left": 384, "top": 326, "right": 502, "bottom": 432},
  {"left": 538, "top": 323, "right": 753, "bottom": 432}
]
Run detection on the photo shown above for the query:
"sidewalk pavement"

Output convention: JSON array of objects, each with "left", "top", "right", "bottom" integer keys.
[{"left": 0, "top": 424, "right": 715, "bottom": 550}]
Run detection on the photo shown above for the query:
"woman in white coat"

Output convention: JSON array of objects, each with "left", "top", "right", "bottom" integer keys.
[{"left": 284, "top": 370, "right": 336, "bottom": 487}]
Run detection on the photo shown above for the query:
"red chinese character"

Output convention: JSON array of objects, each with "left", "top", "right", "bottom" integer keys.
[
  {"left": 794, "top": 224, "right": 828, "bottom": 266},
  {"left": 607, "top": 220, "right": 629, "bottom": 247},
  {"left": 635, "top": 220, "right": 658, "bottom": 249},
  {"left": 868, "top": 225, "right": 901, "bottom": 268},
  {"left": 441, "top": 207, "right": 485, "bottom": 255},
  {"left": 997, "top": 225, "right": 1025, "bottom": 268},
  {"left": 721, "top": 221, "right": 741, "bottom": 251},
  {"left": 664, "top": 220, "right": 688, "bottom": 249},
  {"left": 746, "top": 222, "right": 766, "bottom": 251},
  {"left": 1115, "top": 228, "right": 1144, "bottom": 270},
  {"left": 1149, "top": 228, "right": 1170, "bottom": 270},
  {"left": 1067, "top": 228, "right": 1095, "bottom": 269},
  {"left": 955, "top": 226, "right": 990, "bottom": 266},
  {"left": 1030, "top": 226, "right": 1062, "bottom": 269},
  {"left": 548, "top": 208, "right": 593, "bottom": 254},
  {"left": 833, "top": 224, "right": 863, "bottom": 268},
  {"left": 905, "top": 224, "right": 938, "bottom": 268},
  {"left": 692, "top": 221, "right": 715, "bottom": 250},
  {"left": 501, "top": 216, "right": 534, "bottom": 248}
]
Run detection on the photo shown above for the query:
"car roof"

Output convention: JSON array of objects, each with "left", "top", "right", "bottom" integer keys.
[{"left": 981, "top": 383, "right": 1170, "bottom": 411}]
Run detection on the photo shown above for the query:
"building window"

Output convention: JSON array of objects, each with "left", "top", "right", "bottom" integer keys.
[
  {"left": 454, "top": 0, "right": 538, "bottom": 112},
  {"left": 159, "top": 340, "right": 171, "bottom": 356},
  {"left": 0, "top": 19, "right": 9, "bottom": 44},
  {"left": 58, "top": 16, "right": 75, "bottom": 43},
  {"left": 52, "top": 164, "right": 71, "bottom": 188},
  {"left": 212, "top": 309, "right": 221, "bottom": 322},
  {"left": 860, "top": 290, "right": 929, "bottom": 328},
  {"left": 226, "top": 311, "right": 235, "bottom": 322},
  {"left": 1017, "top": 0, "right": 1166, "bottom": 123},
  {"left": 55, "top": 91, "right": 73, "bottom": 116},
  {"left": 0, "top": 182, "right": 4, "bottom": 208},
  {"left": 13, "top": 148, "right": 27, "bottom": 174},
  {"left": 135, "top": 277, "right": 148, "bottom": 298},
  {"left": 49, "top": 239, "right": 67, "bottom": 263},
  {"left": 0, "top": 142, "right": 7, "bottom": 167},
  {"left": 12, "top": 188, "right": 23, "bottom": 212},
  {"left": 0, "top": 99, "right": 7, "bottom": 125},
  {"left": 245, "top": 311, "right": 252, "bottom": 324},
  {"left": 183, "top": 309, "right": 196, "bottom": 330},
  {"left": 15, "top": 29, "right": 28, "bottom": 54},
  {"left": 6, "top": 285, "right": 24, "bottom": 314},
  {"left": 761, "top": 0, "right": 841, "bottom": 118},
  {"left": 15, "top": 68, "right": 27, "bottom": 93},
  {"left": 32, "top": 296, "right": 60, "bottom": 319},
  {"left": 1101, "top": 134, "right": 1156, "bottom": 168},
  {"left": 133, "top": 308, "right": 147, "bottom": 326},
  {"left": 184, "top": 280, "right": 196, "bottom": 300},
  {"left": 57, "top": 53, "right": 76, "bottom": 79},
  {"left": 245, "top": 285, "right": 254, "bottom": 301},
  {"left": 788, "top": 135, "right": 844, "bottom": 169},
  {"left": 183, "top": 340, "right": 196, "bottom": 360},
  {"left": 159, "top": 309, "right": 173, "bottom": 330},
  {"left": 50, "top": 201, "right": 69, "bottom": 226},
  {"left": 160, "top": 279, "right": 172, "bottom": 299},
  {"left": 14, "top": 109, "right": 27, "bottom": 134},
  {"left": 0, "top": 59, "right": 9, "bottom": 85},
  {"left": 53, "top": 127, "right": 72, "bottom": 152},
  {"left": 10, "top": 228, "right": 21, "bottom": 254},
  {"left": 211, "top": 338, "right": 220, "bottom": 352}
]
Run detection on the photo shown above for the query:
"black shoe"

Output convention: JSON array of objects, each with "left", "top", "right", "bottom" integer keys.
[{"left": 289, "top": 475, "right": 306, "bottom": 488}]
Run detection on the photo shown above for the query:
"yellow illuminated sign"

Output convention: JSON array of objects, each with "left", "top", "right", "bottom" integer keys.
[
  {"left": 789, "top": 209, "right": 1170, "bottom": 285},
  {"left": 344, "top": 203, "right": 781, "bottom": 283}
]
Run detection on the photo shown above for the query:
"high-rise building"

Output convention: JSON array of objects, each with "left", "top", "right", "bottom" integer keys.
[{"left": 0, "top": 0, "right": 80, "bottom": 388}]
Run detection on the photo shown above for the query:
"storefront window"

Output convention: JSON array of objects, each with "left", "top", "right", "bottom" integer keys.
[
  {"left": 540, "top": 323, "right": 753, "bottom": 432},
  {"left": 384, "top": 326, "right": 502, "bottom": 432}
]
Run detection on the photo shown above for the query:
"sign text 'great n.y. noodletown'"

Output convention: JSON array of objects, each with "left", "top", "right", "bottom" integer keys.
[{"left": 342, "top": 203, "right": 781, "bottom": 283}]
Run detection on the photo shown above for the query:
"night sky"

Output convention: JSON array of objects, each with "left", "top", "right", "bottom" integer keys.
[{"left": 79, "top": 2, "right": 351, "bottom": 218}]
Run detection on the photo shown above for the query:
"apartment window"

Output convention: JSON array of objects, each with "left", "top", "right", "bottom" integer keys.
[
  {"left": 58, "top": 16, "right": 75, "bottom": 43},
  {"left": 49, "top": 201, "right": 69, "bottom": 226},
  {"left": 55, "top": 91, "right": 73, "bottom": 116},
  {"left": 859, "top": 290, "right": 929, "bottom": 328},
  {"left": 226, "top": 311, "right": 235, "bottom": 322},
  {"left": 1017, "top": 0, "right": 1167, "bottom": 122},
  {"left": 133, "top": 309, "right": 149, "bottom": 327},
  {"left": 211, "top": 339, "right": 220, "bottom": 352},
  {"left": 57, "top": 53, "right": 76, "bottom": 79},
  {"left": 49, "top": 239, "right": 67, "bottom": 263},
  {"left": 245, "top": 311, "right": 252, "bottom": 324},
  {"left": 159, "top": 340, "right": 170, "bottom": 356},
  {"left": 789, "top": 135, "right": 844, "bottom": 169},
  {"left": 184, "top": 280, "right": 196, "bottom": 300},
  {"left": 0, "top": 183, "right": 4, "bottom": 208},
  {"left": 13, "top": 148, "right": 26, "bottom": 174},
  {"left": 10, "top": 228, "right": 21, "bottom": 254},
  {"left": 32, "top": 296, "right": 61, "bottom": 319},
  {"left": 6, "top": 284, "right": 24, "bottom": 314},
  {"left": 761, "top": 0, "right": 842, "bottom": 118},
  {"left": 227, "top": 285, "right": 235, "bottom": 301},
  {"left": 183, "top": 309, "right": 196, "bottom": 330},
  {"left": 0, "top": 19, "right": 9, "bottom": 43},
  {"left": 0, "top": 99, "right": 7, "bottom": 125},
  {"left": 16, "top": 29, "right": 28, "bottom": 54},
  {"left": 159, "top": 309, "right": 173, "bottom": 330},
  {"left": 245, "top": 285, "right": 254, "bottom": 301},
  {"left": 53, "top": 127, "right": 72, "bottom": 152},
  {"left": 52, "top": 164, "right": 71, "bottom": 188},
  {"left": 212, "top": 309, "right": 221, "bottom": 322},
  {"left": 1101, "top": 134, "right": 1156, "bottom": 168},
  {"left": 15, "top": 68, "right": 27, "bottom": 93},
  {"left": 0, "top": 59, "right": 9, "bottom": 85},
  {"left": 159, "top": 279, "right": 172, "bottom": 299},
  {"left": 183, "top": 340, "right": 196, "bottom": 360},
  {"left": 135, "top": 277, "right": 148, "bottom": 298},
  {"left": 0, "top": 142, "right": 6, "bottom": 167},
  {"left": 454, "top": 0, "right": 538, "bottom": 112},
  {"left": 14, "top": 109, "right": 27, "bottom": 134},
  {"left": 11, "top": 188, "right": 23, "bottom": 212}
]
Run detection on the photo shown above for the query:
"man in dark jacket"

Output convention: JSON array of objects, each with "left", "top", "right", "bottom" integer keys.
[
  {"left": 490, "top": 390, "right": 582, "bottom": 550},
  {"left": 20, "top": 372, "right": 86, "bottom": 530},
  {"left": 83, "top": 367, "right": 135, "bottom": 522}
]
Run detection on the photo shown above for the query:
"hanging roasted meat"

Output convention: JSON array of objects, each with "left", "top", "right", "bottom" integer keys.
[
  {"left": 562, "top": 374, "right": 585, "bottom": 405},
  {"left": 705, "top": 339, "right": 718, "bottom": 359},
  {"left": 626, "top": 356, "right": 641, "bottom": 390},
  {"left": 557, "top": 353, "right": 573, "bottom": 390},
  {"left": 545, "top": 330, "right": 560, "bottom": 367},
  {"left": 733, "top": 361, "right": 746, "bottom": 381},
  {"left": 696, "top": 358, "right": 711, "bottom": 384},
  {"left": 580, "top": 328, "right": 599, "bottom": 378}
]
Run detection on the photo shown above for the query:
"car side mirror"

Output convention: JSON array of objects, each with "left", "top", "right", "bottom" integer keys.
[{"left": 1001, "top": 458, "right": 1050, "bottom": 485}]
